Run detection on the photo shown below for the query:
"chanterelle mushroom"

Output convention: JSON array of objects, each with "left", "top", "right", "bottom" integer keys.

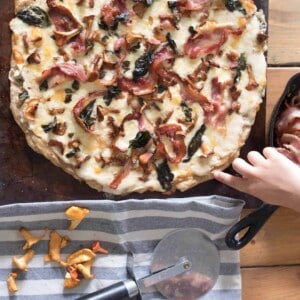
[
  {"left": 12, "top": 249, "right": 35, "bottom": 271},
  {"left": 65, "top": 206, "right": 90, "bottom": 230},
  {"left": 45, "top": 230, "right": 70, "bottom": 263},
  {"left": 19, "top": 226, "right": 48, "bottom": 250},
  {"left": 7, "top": 272, "right": 18, "bottom": 293},
  {"left": 66, "top": 248, "right": 96, "bottom": 266}
]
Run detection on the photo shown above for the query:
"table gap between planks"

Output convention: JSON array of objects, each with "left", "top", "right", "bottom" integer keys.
[{"left": 240, "top": 0, "right": 300, "bottom": 299}]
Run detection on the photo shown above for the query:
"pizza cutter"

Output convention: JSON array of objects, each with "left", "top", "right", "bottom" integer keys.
[{"left": 77, "top": 228, "right": 220, "bottom": 300}]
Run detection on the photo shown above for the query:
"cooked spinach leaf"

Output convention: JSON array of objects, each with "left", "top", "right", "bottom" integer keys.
[
  {"left": 14, "top": 74, "right": 24, "bottom": 87},
  {"left": 72, "top": 80, "right": 80, "bottom": 91},
  {"left": 18, "top": 90, "right": 29, "bottom": 102},
  {"left": 132, "top": 51, "right": 154, "bottom": 80},
  {"left": 183, "top": 124, "right": 206, "bottom": 162},
  {"left": 39, "top": 80, "right": 48, "bottom": 91},
  {"left": 104, "top": 85, "right": 122, "bottom": 106},
  {"left": 129, "top": 131, "right": 152, "bottom": 148},
  {"left": 156, "top": 159, "right": 174, "bottom": 191},
  {"left": 234, "top": 53, "right": 247, "bottom": 83},
  {"left": 224, "top": 0, "right": 246, "bottom": 15},
  {"left": 180, "top": 101, "right": 192, "bottom": 122},
  {"left": 66, "top": 147, "right": 80, "bottom": 158},
  {"left": 42, "top": 117, "right": 57, "bottom": 133},
  {"left": 17, "top": 6, "right": 50, "bottom": 27},
  {"left": 80, "top": 99, "right": 96, "bottom": 128},
  {"left": 166, "top": 32, "right": 177, "bottom": 54}
]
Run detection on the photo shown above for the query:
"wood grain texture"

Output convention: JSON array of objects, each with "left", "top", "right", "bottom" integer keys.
[
  {"left": 240, "top": 208, "right": 300, "bottom": 267},
  {"left": 268, "top": 0, "right": 300, "bottom": 65},
  {"left": 242, "top": 266, "right": 300, "bottom": 300}
]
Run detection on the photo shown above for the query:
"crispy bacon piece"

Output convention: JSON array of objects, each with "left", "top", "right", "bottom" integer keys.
[
  {"left": 184, "top": 27, "right": 228, "bottom": 59},
  {"left": 139, "top": 152, "right": 154, "bottom": 164},
  {"left": 151, "top": 47, "right": 179, "bottom": 86},
  {"left": 159, "top": 15, "right": 179, "bottom": 30},
  {"left": 184, "top": 26, "right": 243, "bottom": 59},
  {"left": 155, "top": 124, "right": 186, "bottom": 163},
  {"left": 69, "top": 34, "right": 86, "bottom": 54},
  {"left": 118, "top": 75, "right": 156, "bottom": 96},
  {"left": 101, "top": 2, "right": 121, "bottom": 27},
  {"left": 152, "top": 47, "right": 174, "bottom": 71},
  {"left": 179, "top": 81, "right": 209, "bottom": 107},
  {"left": 178, "top": 0, "right": 212, "bottom": 11},
  {"left": 38, "top": 62, "right": 87, "bottom": 88},
  {"left": 204, "top": 77, "right": 230, "bottom": 127},
  {"left": 109, "top": 159, "right": 134, "bottom": 189},
  {"left": 100, "top": 0, "right": 128, "bottom": 27},
  {"left": 47, "top": 0, "right": 82, "bottom": 46}
]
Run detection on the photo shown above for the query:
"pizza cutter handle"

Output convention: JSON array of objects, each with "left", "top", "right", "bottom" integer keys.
[
  {"left": 225, "top": 204, "right": 278, "bottom": 250},
  {"left": 76, "top": 279, "right": 139, "bottom": 300}
]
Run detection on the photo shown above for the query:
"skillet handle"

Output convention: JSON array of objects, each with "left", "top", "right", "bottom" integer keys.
[{"left": 225, "top": 204, "right": 278, "bottom": 250}]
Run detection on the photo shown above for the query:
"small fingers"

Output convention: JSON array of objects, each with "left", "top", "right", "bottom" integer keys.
[
  {"left": 247, "top": 151, "right": 266, "bottom": 166},
  {"left": 232, "top": 157, "right": 255, "bottom": 178},
  {"left": 262, "top": 147, "right": 279, "bottom": 158},
  {"left": 213, "top": 171, "right": 246, "bottom": 192}
]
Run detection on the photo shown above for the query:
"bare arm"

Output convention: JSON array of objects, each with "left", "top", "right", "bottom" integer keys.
[{"left": 213, "top": 147, "right": 300, "bottom": 212}]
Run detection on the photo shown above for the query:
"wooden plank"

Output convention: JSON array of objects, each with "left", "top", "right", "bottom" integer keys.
[
  {"left": 266, "top": 67, "right": 300, "bottom": 126},
  {"left": 240, "top": 208, "right": 300, "bottom": 267},
  {"left": 268, "top": 0, "right": 300, "bottom": 65},
  {"left": 242, "top": 266, "right": 300, "bottom": 300}
]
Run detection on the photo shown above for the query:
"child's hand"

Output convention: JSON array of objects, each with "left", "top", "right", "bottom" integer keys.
[{"left": 213, "top": 147, "right": 300, "bottom": 212}]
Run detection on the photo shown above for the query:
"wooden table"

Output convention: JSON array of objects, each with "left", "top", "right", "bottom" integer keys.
[{"left": 240, "top": 1, "right": 300, "bottom": 298}]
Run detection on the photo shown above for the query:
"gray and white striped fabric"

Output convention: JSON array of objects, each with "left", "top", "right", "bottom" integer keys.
[{"left": 0, "top": 196, "right": 244, "bottom": 299}]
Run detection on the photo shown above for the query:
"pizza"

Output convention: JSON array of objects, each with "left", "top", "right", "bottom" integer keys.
[{"left": 9, "top": 0, "right": 267, "bottom": 195}]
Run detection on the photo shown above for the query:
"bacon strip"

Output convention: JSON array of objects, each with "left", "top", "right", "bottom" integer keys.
[
  {"left": 179, "top": 0, "right": 212, "bottom": 11},
  {"left": 118, "top": 75, "right": 156, "bottom": 96},
  {"left": 184, "top": 27, "right": 228, "bottom": 59},
  {"left": 109, "top": 159, "right": 134, "bottom": 189},
  {"left": 47, "top": 0, "right": 82, "bottom": 46},
  {"left": 204, "top": 77, "right": 230, "bottom": 127},
  {"left": 184, "top": 26, "right": 243, "bottom": 59},
  {"left": 155, "top": 124, "right": 186, "bottom": 163},
  {"left": 38, "top": 63, "right": 88, "bottom": 87}
]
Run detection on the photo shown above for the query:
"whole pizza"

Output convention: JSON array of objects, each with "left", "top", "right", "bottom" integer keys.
[{"left": 9, "top": 0, "right": 267, "bottom": 195}]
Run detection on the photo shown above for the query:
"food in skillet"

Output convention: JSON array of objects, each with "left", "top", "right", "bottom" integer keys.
[
  {"left": 275, "top": 90, "right": 300, "bottom": 164},
  {"left": 9, "top": 0, "right": 267, "bottom": 195}
]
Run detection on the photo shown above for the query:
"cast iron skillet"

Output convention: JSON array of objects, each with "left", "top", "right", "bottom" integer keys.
[{"left": 226, "top": 73, "right": 300, "bottom": 250}]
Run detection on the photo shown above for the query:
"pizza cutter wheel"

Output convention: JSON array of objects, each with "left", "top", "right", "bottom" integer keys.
[{"left": 78, "top": 228, "right": 220, "bottom": 300}]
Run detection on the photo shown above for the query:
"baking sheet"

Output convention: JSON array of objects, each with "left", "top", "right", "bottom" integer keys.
[{"left": 0, "top": 0, "right": 267, "bottom": 207}]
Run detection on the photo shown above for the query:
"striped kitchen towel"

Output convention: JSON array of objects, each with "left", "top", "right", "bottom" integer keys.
[{"left": 0, "top": 195, "right": 244, "bottom": 299}]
